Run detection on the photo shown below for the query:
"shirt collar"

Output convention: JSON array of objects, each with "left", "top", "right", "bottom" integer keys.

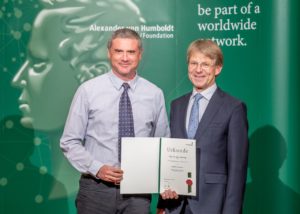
[
  {"left": 191, "top": 83, "right": 217, "bottom": 101},
  {"left": 108, "top": 70, "right": 139, "bottom": 92}
]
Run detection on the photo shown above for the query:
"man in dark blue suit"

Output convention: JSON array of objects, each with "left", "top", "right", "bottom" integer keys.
[{"left": 157, "top": 39, "right": 249, "bottom": 214}]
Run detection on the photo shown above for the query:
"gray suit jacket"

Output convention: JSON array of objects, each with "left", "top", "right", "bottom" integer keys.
[{"left": 160, "top": 88, "right": 249, "bottom": 214}]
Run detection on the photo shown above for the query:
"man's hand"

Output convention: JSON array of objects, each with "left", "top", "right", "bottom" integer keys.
[
  {"left": 96, "top": 165, "right": 123, "bottom": 184},
  {"left": 156, "top": 208, "right": 165, "bottom": 214},
  {"left": 160, "top": 189, "right": 179, "bottom": 200}
]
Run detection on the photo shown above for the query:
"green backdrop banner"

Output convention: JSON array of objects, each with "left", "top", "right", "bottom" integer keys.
[{"left": 1, "top": 0, "right": 299, "bottom": 213}]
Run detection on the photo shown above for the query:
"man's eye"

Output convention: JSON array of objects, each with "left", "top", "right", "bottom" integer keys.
[
  {"left": 33, "top": 62, "right": 47, "bottom": 73},
  {"left": 189, "top": 62, "right": 198, "bottom": 67}
]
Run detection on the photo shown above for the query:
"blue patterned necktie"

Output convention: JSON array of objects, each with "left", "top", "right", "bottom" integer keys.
[
  {"left": 118, "top": 83, "right": 135, "bottom": 162},
  {"left": 187, "top": 93, "right": 203, "bottom": 139}
]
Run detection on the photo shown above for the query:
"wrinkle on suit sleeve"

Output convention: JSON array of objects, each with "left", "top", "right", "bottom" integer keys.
[{"left": 223, "top": 102, "right": 249, "bottom": 214}]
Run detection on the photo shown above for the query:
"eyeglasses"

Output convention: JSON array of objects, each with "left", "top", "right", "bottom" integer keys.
[{"left": 188, "top": 61, "right": 214, "bottom": 70}]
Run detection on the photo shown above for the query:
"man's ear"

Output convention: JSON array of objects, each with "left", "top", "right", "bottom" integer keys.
[
  {"left": 215, "top": 66, "right": 222, "bottom": 76},
  {"left": 74, "top": 61, "right": 110, "bottom": 83},
  {"left": 107, "top": 49, "right": 111, "bottom": 60},
  {"left": 59, "top": 39, "right": 111, "bottom": 83}
]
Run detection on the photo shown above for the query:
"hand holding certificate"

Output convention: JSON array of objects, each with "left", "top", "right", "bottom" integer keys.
[{"left": 120, "top": 137, "right": 196, "bottom": 196}]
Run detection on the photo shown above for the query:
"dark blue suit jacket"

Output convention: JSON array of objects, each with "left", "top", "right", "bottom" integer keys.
[{"left": 162, "top": 88, "right": 249, "bottom": 214}]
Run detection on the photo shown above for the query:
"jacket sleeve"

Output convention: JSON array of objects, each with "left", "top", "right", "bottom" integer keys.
[{"left": 222, "top": 102, "right": 249, "bottom": 214}]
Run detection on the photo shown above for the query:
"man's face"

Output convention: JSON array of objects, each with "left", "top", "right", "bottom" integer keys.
[
  {"left": 188, "top": 52, "right": 222, "bottom": 92},
  {"left": 11, "top": 10, "right": 78, "bottom": 131},
  {"left": 108, "top": 38, "right": 142, "bottom": 81}
]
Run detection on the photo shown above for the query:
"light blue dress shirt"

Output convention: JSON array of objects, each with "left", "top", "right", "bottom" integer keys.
[
  {"left": 185, "top": 83, "right": 217, "bottom": 131},
  {"left": 60, "top": 71, "right": 170, "bottom": 177}
]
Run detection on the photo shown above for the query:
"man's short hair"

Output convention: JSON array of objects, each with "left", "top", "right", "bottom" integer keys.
[
  {"left": 107, "top": 28, "right": 143, "bottom": 51},
  {"left": 187, "top": 39, "right": 223, "bottom": 66}
]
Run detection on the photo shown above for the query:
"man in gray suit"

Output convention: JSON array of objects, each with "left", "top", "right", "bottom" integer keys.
[{"left": 157, "top": 39, "right": 249, "bottom": 214}]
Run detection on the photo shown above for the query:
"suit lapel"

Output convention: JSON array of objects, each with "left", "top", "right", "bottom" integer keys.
[
  {"left": 178, "top": 93, "right": 191, "bottom": 139},
  {"left": 194, "top": 88, "right": 224, "bottom": 140}
]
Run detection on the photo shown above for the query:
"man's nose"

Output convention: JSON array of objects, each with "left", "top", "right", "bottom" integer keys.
[
  {"left": 121, "top": 52, "right": 128, "bottom": 61},
  {"left": 11, "top": 60, "right": 29, "bottom": 88}
]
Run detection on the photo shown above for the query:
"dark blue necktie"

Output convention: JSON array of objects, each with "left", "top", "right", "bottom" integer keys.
[
  {"left": 187, "top": 93, "right": 202, "bottom": 139},
  {"left": 118, "top": 83, "right": 135, "bottom": 162}
]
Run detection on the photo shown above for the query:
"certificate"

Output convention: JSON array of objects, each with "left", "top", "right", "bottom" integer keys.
[{"left": 120, "top": 137, "right": 196, "bottom": 196}]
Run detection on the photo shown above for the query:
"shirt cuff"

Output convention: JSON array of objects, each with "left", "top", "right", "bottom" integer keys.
[{"left": 87, "top": 159, "right": 104, "bottom": 178}]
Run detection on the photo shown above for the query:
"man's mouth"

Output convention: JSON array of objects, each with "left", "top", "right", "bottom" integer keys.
[
  {"left": 19, "top": 103, "right": 30, "bottom": 115},
  {"left": 18, "top": 97, "right": 31, "bottom": 115}
]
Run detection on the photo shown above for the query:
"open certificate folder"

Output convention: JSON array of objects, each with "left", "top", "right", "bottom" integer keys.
[{"left": 120, "top": 137, "right": 196, "bottom": 196}]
